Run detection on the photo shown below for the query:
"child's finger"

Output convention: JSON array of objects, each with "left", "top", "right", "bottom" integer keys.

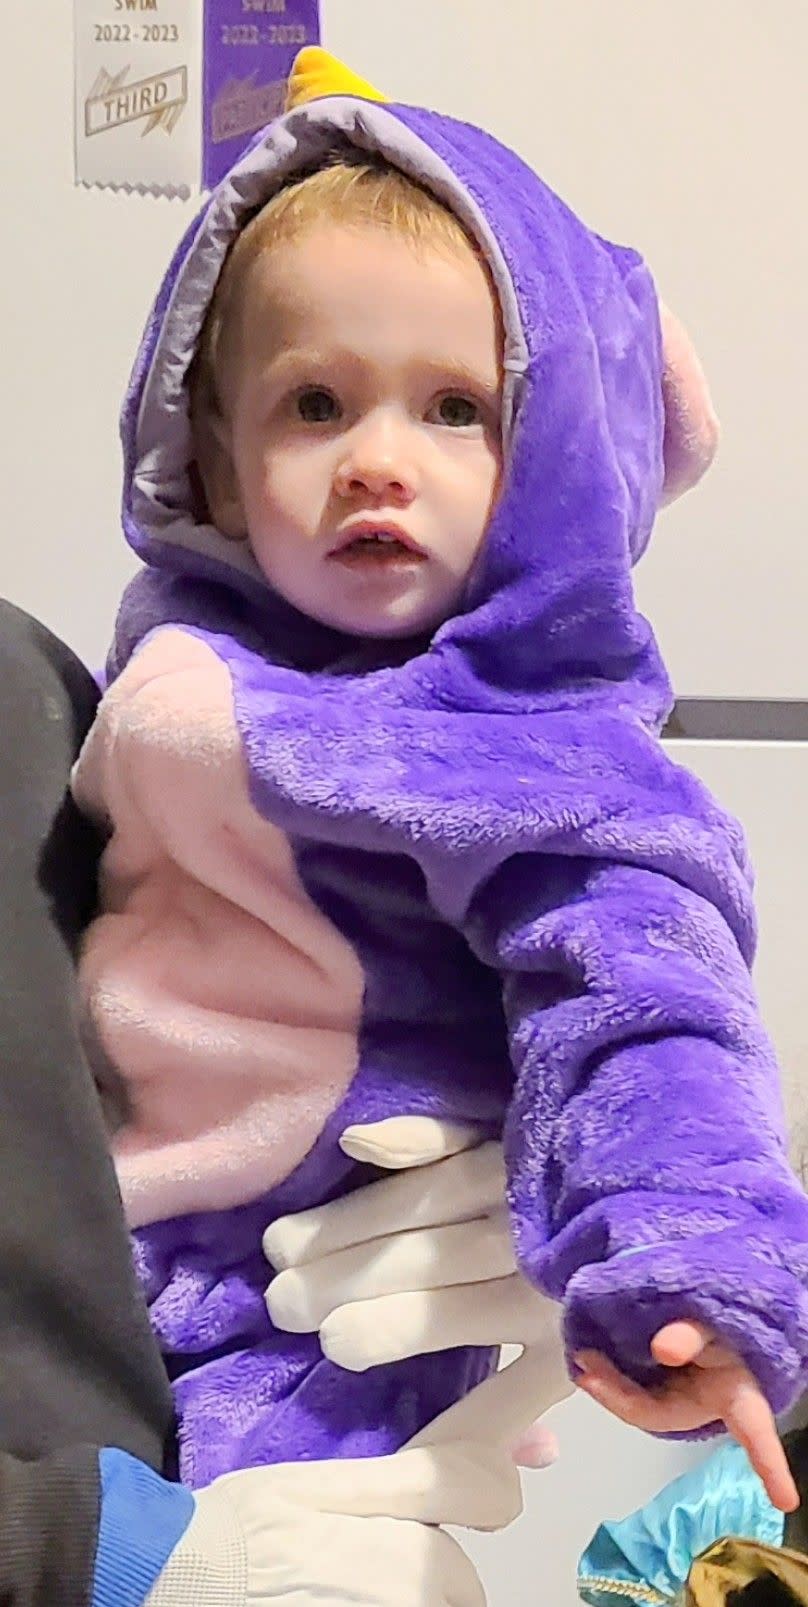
[
  {"left": 577, "top": 1349, "right": 800, "bottom": 1511},
  {"left": 650, "top": 1320, "right": 713, "bottom": 1368},
  {"left": 722, "top": 1382, "right": 799, "bottom": 1514}
]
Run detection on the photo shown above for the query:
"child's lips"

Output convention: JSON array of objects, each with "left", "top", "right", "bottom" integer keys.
[
  {"left": 328, "top": 522, "right": 427, "bottom": 568},
  {"left": 330, "top": 543, "right": 427, "bottom": 571}
]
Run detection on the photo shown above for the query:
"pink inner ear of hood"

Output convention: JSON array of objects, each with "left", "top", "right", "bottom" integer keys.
[{"left": 659, "top": 301, "right": 721, "bottom": 505}]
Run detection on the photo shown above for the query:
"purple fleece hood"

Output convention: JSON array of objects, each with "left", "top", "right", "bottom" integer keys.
[{"left": 116, "top": 93, "right": 667, "bottom": 719}]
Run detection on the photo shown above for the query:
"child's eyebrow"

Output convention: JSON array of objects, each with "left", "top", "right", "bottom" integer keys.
[
  {"left": 257, "top": 348, "right": 501, "bottom": 402},
  {"left": 416, "top": 357, "right": 502, "bottom": 403}
]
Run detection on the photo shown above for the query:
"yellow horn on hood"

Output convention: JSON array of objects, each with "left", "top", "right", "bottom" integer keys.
[{"left": 285, "top": 46, "right": 388, "bottom": 111}]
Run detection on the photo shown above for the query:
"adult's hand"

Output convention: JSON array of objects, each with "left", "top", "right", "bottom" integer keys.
[
  {"left": 146, "top": 1437, "right": 521, "bottom": 1606},
  {"left": 265, "top": 1118, "right": 565, "bottom": 1369},
  {"left": 264, "top": 1117, "right": 572, "bottom": 1465}
]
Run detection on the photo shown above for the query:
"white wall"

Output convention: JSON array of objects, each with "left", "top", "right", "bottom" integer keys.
[{"left": 1, "top": 5, "right": 806, "bottom": 1603}]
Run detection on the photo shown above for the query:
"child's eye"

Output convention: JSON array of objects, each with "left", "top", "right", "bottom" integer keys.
[
  {"left": 432, "top": 394, "right": 481, "bottom": 429},
  {"left": 296, "top": 388, "right": 341, "bottom": 424}
]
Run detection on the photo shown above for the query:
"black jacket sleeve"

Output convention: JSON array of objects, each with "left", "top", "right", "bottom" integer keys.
[
  {"left": 0, "top": 601, "right": 175, "bottom": 1604},
  {"left": 0, "top": 1447, "right": 101, "bottom": 1607}
]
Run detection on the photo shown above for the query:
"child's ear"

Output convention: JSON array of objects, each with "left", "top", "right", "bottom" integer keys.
[
  {"left": 659, "top": 301, "right": 721, "bottom": 506},
  {"left": 192, "top": 410, "right": 249, "bottom": 541}
]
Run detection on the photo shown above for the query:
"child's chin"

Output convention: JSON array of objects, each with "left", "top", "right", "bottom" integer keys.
[{"left": 319, "top": 600, "right": 447, "bottom": 642}]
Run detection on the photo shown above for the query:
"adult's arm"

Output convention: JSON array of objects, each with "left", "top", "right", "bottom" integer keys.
[{"left": 0, "top": 601, "right": 181, "bottom": 1604}]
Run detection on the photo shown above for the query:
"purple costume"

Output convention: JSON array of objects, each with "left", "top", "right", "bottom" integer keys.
[{"left": 93, "top": 94, "right": 808, "bottom": 1486}]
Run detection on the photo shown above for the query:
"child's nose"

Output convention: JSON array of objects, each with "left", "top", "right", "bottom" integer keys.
[{"left": 333, "top": 417, "right": 417, "bottom": 505}]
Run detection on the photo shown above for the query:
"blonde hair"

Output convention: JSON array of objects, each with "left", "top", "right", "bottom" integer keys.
[{"left": 190, "top": 157, "right": 481, "bottom": 424}]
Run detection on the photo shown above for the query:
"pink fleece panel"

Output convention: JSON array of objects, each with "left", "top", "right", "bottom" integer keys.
[{"left": 72, "top": 630, "right": 364, "bottom": 1228}]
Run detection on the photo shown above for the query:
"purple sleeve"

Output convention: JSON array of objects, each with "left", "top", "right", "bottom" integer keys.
[{"left": 466, "top": 717, "right": 808, "bottom": 1416}]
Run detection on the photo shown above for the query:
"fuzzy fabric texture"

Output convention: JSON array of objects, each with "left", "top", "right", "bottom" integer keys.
[
  {"left": 91, "top": 95, "right": 808, "bottom": 1483},
  {"left": 72, "top": 628, "right": 368, "bottom": 1229}
]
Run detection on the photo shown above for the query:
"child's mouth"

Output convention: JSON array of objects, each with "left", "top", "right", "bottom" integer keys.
[{"left": 330, "top": 529, "right": 426, "bottom": 568}]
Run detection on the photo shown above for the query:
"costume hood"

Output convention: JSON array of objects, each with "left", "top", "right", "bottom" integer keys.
[{"left": 117, "top": 65, "right": 675, "bottom": 718}]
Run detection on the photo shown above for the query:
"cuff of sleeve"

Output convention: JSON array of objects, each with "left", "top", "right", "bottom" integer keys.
[
  {"left": 93, "top": 1449, "right": 195, "bottom": 1607},
  {"left": 558, "top": 1233, "right": 808, "bottom": 1415}
]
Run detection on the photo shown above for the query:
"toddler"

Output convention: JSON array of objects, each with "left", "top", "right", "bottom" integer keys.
[{"left": 73, "top": 49, "right": 808, "bottom": 1492}]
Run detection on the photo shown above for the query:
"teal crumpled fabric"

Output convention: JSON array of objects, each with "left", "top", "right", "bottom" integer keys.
[{"left": 578, "top": 1441, "right": 784, "bottom": 1604}]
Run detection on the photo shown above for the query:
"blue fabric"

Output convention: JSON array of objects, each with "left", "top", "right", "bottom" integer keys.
[
  {"left": 93, "top": 1449, "right": 195, "bottom": 1607},
  {"left": 578, "top": 1441, "right": 785, "bottom": 1605}
]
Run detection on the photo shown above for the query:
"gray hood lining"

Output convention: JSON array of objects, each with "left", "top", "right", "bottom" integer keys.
[{"left": 131, "top": 98, "right": 528, "bottom": 581}]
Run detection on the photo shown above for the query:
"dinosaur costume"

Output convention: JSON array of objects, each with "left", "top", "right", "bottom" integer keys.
[{"left": 72, "top": 50, "right": 808, "bottom": 1487}]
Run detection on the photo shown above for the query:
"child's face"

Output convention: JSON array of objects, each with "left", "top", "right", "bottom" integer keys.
[{"left": 210, "top": 223, "right": 503, "bottom": 638}]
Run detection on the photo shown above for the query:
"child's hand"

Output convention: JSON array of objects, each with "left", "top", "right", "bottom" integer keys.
[{"left": 575, "top": 1319, "right": 799, "bottom": 1514}]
